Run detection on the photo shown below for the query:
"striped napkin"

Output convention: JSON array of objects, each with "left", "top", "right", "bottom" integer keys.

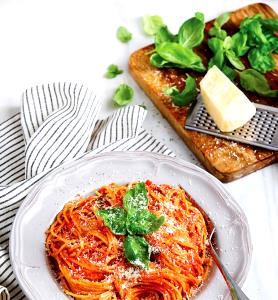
[{"left": 0, "top": 82, "right": 174, "bottom": 299}]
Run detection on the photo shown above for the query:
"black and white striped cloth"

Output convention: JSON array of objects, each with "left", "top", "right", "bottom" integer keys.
[{"left": 0, "top": 82, "right": 174, "bottom": 299}]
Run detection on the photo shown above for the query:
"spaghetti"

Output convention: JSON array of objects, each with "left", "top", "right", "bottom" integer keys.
[{"left": 46, "top": 181, "right": 212, "bottom": 299}]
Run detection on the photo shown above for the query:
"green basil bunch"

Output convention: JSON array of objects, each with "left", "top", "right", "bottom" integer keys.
[
  {"left": 239, "top": 14, "right": 278, "bottom": 73},
  {"left": 150, "top": 12, "right": 206, "bottom": 72}
]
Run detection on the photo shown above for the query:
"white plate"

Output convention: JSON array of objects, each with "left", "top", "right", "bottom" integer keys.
[{"left": 10, "top": 151, "right": 252, "bottom": 300}]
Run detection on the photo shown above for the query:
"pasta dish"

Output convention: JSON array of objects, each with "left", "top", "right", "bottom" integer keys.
[{"left": 46, "top": 181, "right": 212, "bottom": 299}]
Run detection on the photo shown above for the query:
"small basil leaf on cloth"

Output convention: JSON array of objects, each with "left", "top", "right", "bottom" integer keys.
[
  {"left": 126, "top": 209, "right": 165, "bottom": 235},
  {"left": 156, "top": 42, "right": 205, "bottom": 72},
  {"left": 239, "top": 69, "right": 278, "bottom": 98},
  {"left": 164, "top": 75, "right": 197, "bottom": 107},
  {"left": 124, "top": 235, "right": 151, "bottom": 269},
  {"left": 117, "top": 26, "right": 132, "bottom": 43},
  {"left": 105, "top": 64, "right": 123, "bottom": 79},
  {"left": 97, "top": 208, "right": 127, "bottom": 235},
  {"left": 123, "top": 182, "right": 148, "bottom": 212},
  {"left": 113, "top": 84, "right": 134, "bottom": 106},
  {"left": 178, "top": 12, "right": 205, "bottom": 48},
  {"left": 142, "top": 15, "right": 164, "bottom": 36},
  {"left": 248, "top": 48, "right": 276, "bottom": 73}
]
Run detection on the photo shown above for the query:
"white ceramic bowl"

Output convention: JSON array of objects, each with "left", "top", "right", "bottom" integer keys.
[{"left": 10, "top": 151, "right": 252, "bottom": 300}]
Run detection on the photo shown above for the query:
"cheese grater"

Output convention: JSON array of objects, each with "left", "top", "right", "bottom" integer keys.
[{"left": 185, "top": 97, "right": 278, "bottom": 151}]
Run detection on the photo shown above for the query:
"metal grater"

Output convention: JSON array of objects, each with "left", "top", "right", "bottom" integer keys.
[{"left": 185, "top": 98, "right": 278, "bottom": 151}]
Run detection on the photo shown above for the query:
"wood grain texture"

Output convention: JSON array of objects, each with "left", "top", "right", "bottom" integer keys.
[{"left": 129, "top": 3, "right": 278, "bottom": 182}]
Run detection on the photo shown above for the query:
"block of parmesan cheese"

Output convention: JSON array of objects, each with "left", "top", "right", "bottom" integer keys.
[{"left": 200, "top": 65, "right": 256, "bottom": 132}]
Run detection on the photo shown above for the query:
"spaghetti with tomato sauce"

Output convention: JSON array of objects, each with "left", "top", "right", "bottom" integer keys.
[{"left": 46, "top": 181, "right": 212, "bottom": 299}]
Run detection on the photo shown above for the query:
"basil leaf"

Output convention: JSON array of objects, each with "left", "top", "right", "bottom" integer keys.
[
  {"left": 155, "top": 26, "right": 176, "bottom": 45},
  {"left": 240, "top": 15, "right": 267, "bottom": 46},
  {"left": 126, "top": 210, "right": 165, "bottom": 235},
  {"left": 164, "top": 75, "right": 197, "bottom": 106},
  {"left": 248, "top": 48, "right": 275, "bottom": 73},
  {"left": 195, "top": 12, "right": 205, "bottom": 23},
  {"left": 208, "top": 37, "right": 224, "bottom": 54},
  {"left": 123, "top": 182, "right": 148, "bottom": 212},
  {"left": 113, "top": 84, "right": 134, "bottom": 107},
  {"left": 231, "top": 32, "right": 249, "bottom": 56},
  {"left": 97, "top": 208, "right": 127, "bottom": 235},
  {"left": 239, "top": 69, "right": 278, "bottom": 98},
  {"left": 222, "top": 65, "right": 237, "bottom": 81},
  {"left": 268, "top": 36, "right": 278, "bottom": 53},
  {"left": 209, "top": 12, "right": 230, "bottom": 40},
  {"left": 124, "top": 235, "right": 150, "bottom": 269},
  {"left": 178, "top": 13, "right": 205, "bottom": 48},
  {"left": 225, "top": 50, "right": 245, "bottom": 70},
  {"left": 261, "top": 18, "right": 278, "bottom": 32},
  {"left": 150, "top": 53, "right": 174, "bottom": 68},
  {"left": 215, "top": 12, "right": 230, "bottom": 28},
  {"left": 264, "top": 32, "right": 278, "bottom": 53},
  {"left": 223, "top": 36, "right": 233, "bottom": 50},
  {"left": 208, "top": 49, "right": 225, "bottom": 69},
  {"left": 142, "top": 15, "right": 164, "bottom": 36},
  {"left": 156, "top": 42, "right": 205, "bottom": 72},
  {"left": 105, "top": 64, "right": 123, "bottom": 79},
  {"left": 139, "top": 103, "right": 147, "bottom": 110},
  {"left": 209, "top": 27, "right": 227, "bottom": 40},
  {"left": 117, "top": 26, "right": 132, "bottom": 43}
]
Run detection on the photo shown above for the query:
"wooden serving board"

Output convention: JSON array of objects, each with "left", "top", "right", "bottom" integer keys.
[{"left": 129, "top": 3, "right": 278, "bottom": 182}]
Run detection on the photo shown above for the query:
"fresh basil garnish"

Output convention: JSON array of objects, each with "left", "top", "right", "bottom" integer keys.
[
  {"left": 142, "top": 15, "right": 164, "bottom": 36},
  {"left": 97, "top": 208, "right": 127, "bottom": 235},
  {"left": 97, "top": 182, "right": 165, "bottom": 269},
  {"left": 178, "top": 12, "right": 205, "bottom": 48},
  {"left": 126, "top": 210, "right": 165, "bottom": 235},
  {"left": 123, "top": 182, "right": 148, "bottom": 212},
  {"left": 164, "top": 75, "right": 197, "bottom": 107},
  {"left": 239, "top": 69, "right": 278, "bottom": 98},
  {"left": 117, "top": 26, "right": 132, "bottom": 43},
  {"left": 113, "top": 84, "right": 134, "bottom": 107},
  {"left": 124, "top": 235, "right": 150, "bottom": 269},
  {"left": 105, "top": 64, "right": 123, "bottom": 79}
]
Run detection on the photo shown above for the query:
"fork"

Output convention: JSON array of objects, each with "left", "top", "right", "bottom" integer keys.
[{"left": 179, "top": 186, "right": 250, "bottom": 300}]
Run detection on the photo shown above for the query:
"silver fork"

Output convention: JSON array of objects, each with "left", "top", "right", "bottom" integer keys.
[{"left": 179, "top": 186, "right": 250, "bottom": 300}]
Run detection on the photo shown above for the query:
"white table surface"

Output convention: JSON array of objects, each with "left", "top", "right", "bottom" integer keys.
[{"left": 0, "top": 0, "right": 277, "bottom": 299}]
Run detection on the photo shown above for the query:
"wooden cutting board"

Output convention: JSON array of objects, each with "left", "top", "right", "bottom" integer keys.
[{"left": 129, "top": 2, "right": 278, "bottom": 182}]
